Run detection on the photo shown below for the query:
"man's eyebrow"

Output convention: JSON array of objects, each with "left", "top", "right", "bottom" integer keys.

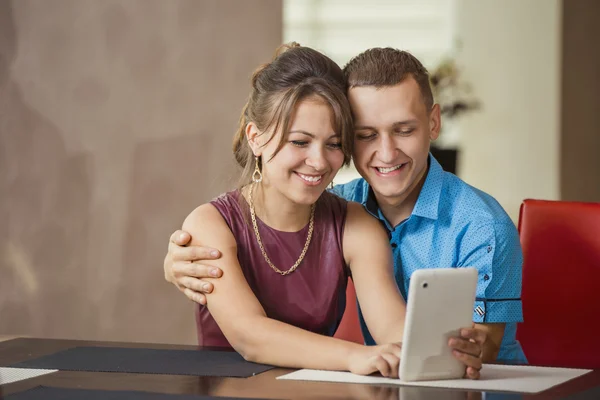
[
  {"left": 355, "top": 120, "right": 419, "bottom": 131},
  {"left": 289, "top": 130, "right": 340, "bottom": 139},
  {"left": 391, "top": 119, "right": 419, "bottom": 127}
]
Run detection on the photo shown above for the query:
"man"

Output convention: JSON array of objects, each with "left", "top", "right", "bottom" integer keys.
[{"left": 164, "top": 48, "right": 527, "bottom": 372}]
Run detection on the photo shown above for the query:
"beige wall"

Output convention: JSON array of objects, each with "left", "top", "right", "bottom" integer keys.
[
  {"left": 560, "top": 0, "right": 600, "bottom": 203},
  {"left": 454, "top": 0, "right": 562, "bottom": 222},
  {"left": 455, "top": 0, "right": 600, "bottom": 217},
  {"left": 0, "top": 0, "right": 282, "bottom": 344}
]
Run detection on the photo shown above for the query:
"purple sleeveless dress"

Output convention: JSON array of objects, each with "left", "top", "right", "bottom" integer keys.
[{"left": 196, "top": 190, "right": 349, "bottom": 348}]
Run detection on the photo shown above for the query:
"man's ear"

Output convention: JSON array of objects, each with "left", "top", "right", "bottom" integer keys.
[
  {"left": 429, "top": 103, "right": 441, "bottom": 141},
  {"left": 245, "top": 122, "right": 262, "bottom": 156}
]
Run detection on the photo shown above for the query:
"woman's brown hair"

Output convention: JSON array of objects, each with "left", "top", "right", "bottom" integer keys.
[{"left": 232, "top": 43, "right": 354, "bottom": 187}]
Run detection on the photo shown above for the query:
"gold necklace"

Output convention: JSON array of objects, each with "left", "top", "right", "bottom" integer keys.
[{"left": 248, "top": 183, "right": 315, "bottom": 276}]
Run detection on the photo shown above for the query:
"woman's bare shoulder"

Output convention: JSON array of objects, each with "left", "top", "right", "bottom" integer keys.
[{"left": 182, "top": 203, "right": 236, "bottom": 248}]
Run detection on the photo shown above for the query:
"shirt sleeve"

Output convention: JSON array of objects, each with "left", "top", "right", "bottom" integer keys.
[
  {"left": 329, "top": 180, "right": 358, "bottom": 202},
  {"left": 457, "top": 222, "right": 524, "bottom": 324}
]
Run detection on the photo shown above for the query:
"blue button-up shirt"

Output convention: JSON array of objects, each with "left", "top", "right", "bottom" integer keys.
[{"left": 332, "top": 154, "right": 527, "bottom": 364}]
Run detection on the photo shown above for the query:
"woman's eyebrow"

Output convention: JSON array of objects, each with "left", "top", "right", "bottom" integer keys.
[{"left": 289, "top": 130, "right": 339, "bottom": 139}]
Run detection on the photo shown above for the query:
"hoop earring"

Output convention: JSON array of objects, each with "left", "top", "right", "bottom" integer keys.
[{"left": 252, "top": 156, "right": 263, "bottom": 183}]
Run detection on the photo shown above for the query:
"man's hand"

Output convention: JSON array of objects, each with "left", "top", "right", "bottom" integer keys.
[
  {"left": 164, "top": 230, "right": 223, "bottom": 305},
  {"left": 449, "top": 327, "right": 486, "bottom": 380}
]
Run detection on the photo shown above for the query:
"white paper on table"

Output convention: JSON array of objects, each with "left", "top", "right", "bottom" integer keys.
[
  {"left": 277, "top": 364, "right": 592, "bottom": 394},
  {"left": 0, "top": 367, "right": 58, "bottom": 385}
]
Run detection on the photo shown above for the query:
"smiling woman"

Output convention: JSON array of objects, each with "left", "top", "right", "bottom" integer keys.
[
  {"left": 246, "top": 97, "right": 346, "bottom": 211},
  {"left": 177, "top": 43, "right": 409, "bottom": 377},
  {"left": 232, "top": 43, "right": 354, "bottom": 190}
]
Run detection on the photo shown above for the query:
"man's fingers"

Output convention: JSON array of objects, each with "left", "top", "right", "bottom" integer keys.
[
  {"left": 465, "top": 366, "right": 481, "bottom": 380},
  {"left": 173, "top": 262, "right": 222, "bottom": 279},
  {"left": 461, "top": 327, "right": 487, "bottom": 344},
  {"left": 183, "top": 288, "right": 207, "bottom": 305},
  {"left": 452, "top": 349, "right": 482, "bottom": 371},
  {"left": 193, "top": 263, "right": 223, "bottom": 278},
  {"left": 170, "top": 230, "right": 191, "bottom": 246},
  {"left": 171, "top": 246, "right": 221, "bottom": 263},
  {"left": 179, "top": 277, "right": 214, "bottom": 294},
  {"left": 168, "top": 231, "right": 222, "bottom": 261},
  {"left": 449, "top": 337, "right": 481, "bottom": 357}
]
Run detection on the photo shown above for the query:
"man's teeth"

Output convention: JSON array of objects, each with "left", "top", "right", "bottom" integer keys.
[
  {"left": 377, "top": 164, "right": 403, "bottom": 173},
  {"left": 298, "top": 173, "right": 323, "bottom": 182}
]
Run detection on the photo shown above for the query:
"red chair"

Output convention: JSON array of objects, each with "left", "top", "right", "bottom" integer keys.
[
  {"left": 334, "top": 278, "right": 364, "bottom": 344},
  {"left": 517, "top": 199, "right": 600, "bottom": 368}
]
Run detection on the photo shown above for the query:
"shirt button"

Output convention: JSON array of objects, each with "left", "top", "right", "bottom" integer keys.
[
  {"left": 484, "top": 274, "right": 490, "bottom": 281},
  {"left": 390, "top": 243, "right": 397, "bottom": 248},
  {"left": 487, "top": 246, "right": 492, "bottom": 253}
]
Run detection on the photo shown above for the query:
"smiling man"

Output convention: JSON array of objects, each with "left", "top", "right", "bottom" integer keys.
[
  {"left": 164, "top": 48, "right": 527, "bottom": 368},
  {"left": 333, "top": 49, "right": 526, "bottom": 365}
]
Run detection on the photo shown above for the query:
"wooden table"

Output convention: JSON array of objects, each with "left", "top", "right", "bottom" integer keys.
[{"left": 1, "top": 338, "right": 599, "bottom": 399}]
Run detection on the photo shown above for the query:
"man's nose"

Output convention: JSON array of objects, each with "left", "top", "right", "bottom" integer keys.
[{"left": 377, "top": 135, "right": 398, "bottom": 164}]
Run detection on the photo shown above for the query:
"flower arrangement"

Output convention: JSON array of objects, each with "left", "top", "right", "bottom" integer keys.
[{"left": 429, "top": 57, "right": 480, "bottom": 119}]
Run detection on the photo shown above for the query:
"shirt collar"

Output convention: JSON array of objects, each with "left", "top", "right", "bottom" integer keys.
[
  {"left": 362, "top": 153, "right": 444, "bottom": 223},
  {"left": 412, "top": 154, "right": 443, "bottom": 220}
]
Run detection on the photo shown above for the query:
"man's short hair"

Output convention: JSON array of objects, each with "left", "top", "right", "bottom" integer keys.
[{"left": 343, "top": 48, "right": 434, "bottom": 111}]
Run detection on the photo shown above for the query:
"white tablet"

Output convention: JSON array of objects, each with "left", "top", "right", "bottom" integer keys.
[{"left": 399, "top": 267, "right": 478, "bottom": 382}]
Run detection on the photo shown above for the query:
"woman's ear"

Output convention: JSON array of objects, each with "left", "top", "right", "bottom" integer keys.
[{"left": 245, "top": 122, "right": 262, "bottom": 156}]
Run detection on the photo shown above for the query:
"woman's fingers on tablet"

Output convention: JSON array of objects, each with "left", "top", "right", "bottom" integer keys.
[
  {"left": 372, "top": 355, "right": 392, "bottom": 377},
  {"left": 383, "top": 342, "right": 402, "bottom": 356},
  {"left": 379, "top": 353, "right": 400, "bottom": 378}
]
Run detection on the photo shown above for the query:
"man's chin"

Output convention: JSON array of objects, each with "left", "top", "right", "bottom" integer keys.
[{"left": 368, "top": 182, "right": 409, "bottom": 202}]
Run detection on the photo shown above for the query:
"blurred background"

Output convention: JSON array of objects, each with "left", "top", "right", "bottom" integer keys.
[{"left": 1, "top": 0, "right": 598, "bottom": 345}]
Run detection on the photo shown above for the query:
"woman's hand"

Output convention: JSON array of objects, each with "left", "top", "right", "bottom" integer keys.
[{"left": 347, "top": 343, "right": 403, "bottom": 378}]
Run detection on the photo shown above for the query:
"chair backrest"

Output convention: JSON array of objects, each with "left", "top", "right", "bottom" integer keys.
[
  {"left": 517, "top": 199, "right": 600, "bottom": 368},
  {"left": 333, "top": 279, "right": 364, "bottom": 344}
]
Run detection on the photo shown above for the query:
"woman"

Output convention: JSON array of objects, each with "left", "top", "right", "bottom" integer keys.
[{"left": 182, "top": 43, "right": 406, "bottom": 377}]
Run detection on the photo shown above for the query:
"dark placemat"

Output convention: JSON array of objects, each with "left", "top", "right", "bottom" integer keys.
[
  {"left": 10, "top": 347, "right": 273, "bottom": 378},
  {"left": 564, "top": 383, "right": 600, "bottom": 400},
  {"left": 4, "top": 386, "right": 276, "bottom": 400}
]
